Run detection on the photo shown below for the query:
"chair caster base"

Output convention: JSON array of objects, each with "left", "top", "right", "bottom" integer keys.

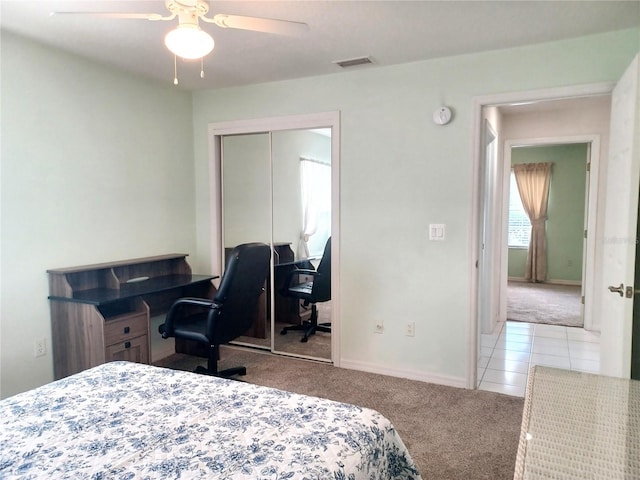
[
  {"left": 194, "top": 365, "right": 247, "bottom": 378},
  {"left": 194, "top": 365, "right": 215, "bottom": 376}
]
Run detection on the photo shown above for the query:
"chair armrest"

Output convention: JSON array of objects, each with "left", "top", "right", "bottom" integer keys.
[
  {"left": 282, "top": 268, "right": 319, "bottom": 293},
  {"left": 289, "top": 269, "right": 317, "bottom": 276},
  {"left": 160, "top": 297, "right": 218, "bottom": 337},
  {"left": 170, "top": 297, "right": 216, "bottom": 308}
]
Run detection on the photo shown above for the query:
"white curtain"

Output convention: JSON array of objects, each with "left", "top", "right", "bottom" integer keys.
[
  {"left": 299, "top": 157, "right": 331, "bottom": 258},
  {"left": 513, "top": 162, "right": 553, "bottom": 283}
]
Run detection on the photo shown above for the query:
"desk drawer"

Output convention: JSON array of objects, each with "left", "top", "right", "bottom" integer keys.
[
  {"left": 105, "top": 334, "right": 149, "bottom": 364},
  {"left": 104, "top": 312, "right": 148, "bottom": 346}
]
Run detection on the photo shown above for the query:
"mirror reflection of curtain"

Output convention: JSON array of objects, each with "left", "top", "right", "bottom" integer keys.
[
  {"left": 513, "top": 162, "right": 553, "bottom": 282},
  {"left": 299, "top": 157, "right": 331, "bottom": 258}
]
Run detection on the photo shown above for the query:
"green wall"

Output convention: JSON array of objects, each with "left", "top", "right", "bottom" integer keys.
[
  {"left": 1, "top": 31, "right": 194, "bottom": 398},
  {"left": 508, "top": 144, "right": 588, "bottom": 283}
]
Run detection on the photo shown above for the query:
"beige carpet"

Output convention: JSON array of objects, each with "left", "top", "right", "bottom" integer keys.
[
  {"left": 507, "top": 281, "right": 582, "bottom": 327},
  {"left": 155, "top": 346, "right": 524, "bottom": 480}
]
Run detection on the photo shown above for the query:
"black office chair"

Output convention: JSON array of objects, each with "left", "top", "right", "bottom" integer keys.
[
  {"left": 159, "top": 243, "right": 270, "bottom": 377},
  {"left": 280, "top": 237, "right": 331, "bottom": 342}
]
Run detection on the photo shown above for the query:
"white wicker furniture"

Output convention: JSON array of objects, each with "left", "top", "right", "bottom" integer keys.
[{"left": 514, "top": 366, "right": 640, "bottom": 479}]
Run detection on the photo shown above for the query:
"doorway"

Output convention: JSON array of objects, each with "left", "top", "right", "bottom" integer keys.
[
  {"left": 505, "top": 142, "right": 591, "bottom": 329},
  {"left": 208, "top": 112, "right": 341, "bottom": 366},
  {"left": 470, "top": 87, "right": 614, "bottom": 388},
  {"left": 473, "top": 55, "right": 640, "bottom": 388}
]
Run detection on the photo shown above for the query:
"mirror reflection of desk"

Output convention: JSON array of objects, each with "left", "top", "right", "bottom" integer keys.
[{"left": 274, "top": 257, "right": 315, "bottom": 327}]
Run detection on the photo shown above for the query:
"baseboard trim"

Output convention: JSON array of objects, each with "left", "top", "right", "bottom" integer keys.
[
  {"left": 546, "top": 279, "right": 582, "bottom": 286},
  {"left": 508, "top": 277, "right": 582, "bottom": 286},
  {"left": 339, "top": 359, "right": 468, "bottom": 389}
]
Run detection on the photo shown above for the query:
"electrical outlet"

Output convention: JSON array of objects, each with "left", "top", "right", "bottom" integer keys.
[
  {"left": 405, "top": 322, "right": 415, "bottom": 337},
  {"left": 374, "top": 323, "right": 384, "bottom": 334},
  {"left": 34, "top": 338, "right": 47, "bottom": 358}
]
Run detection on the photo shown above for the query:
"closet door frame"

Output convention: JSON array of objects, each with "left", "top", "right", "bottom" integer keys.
[{"left": 208, "top": 111, "right": 341, "bottom": 366}]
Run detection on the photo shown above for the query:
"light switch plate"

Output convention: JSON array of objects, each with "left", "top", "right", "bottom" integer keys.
[{"left": 429, "top": 224, "right": 445, "bottom": 241}]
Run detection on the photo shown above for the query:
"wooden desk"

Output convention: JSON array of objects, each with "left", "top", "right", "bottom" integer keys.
[{"left": 47, "top": 254, "right": 216, "bottom": 379}]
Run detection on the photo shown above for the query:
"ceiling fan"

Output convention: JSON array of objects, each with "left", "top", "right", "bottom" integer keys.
[{"left": 51, "top": 0, "right": 309, "bottom": 83}]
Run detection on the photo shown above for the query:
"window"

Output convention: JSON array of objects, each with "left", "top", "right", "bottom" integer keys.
[{"left": 508, "top": 171, "right": 531, "bottom": 247}]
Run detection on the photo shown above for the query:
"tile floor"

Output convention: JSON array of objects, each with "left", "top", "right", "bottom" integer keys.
[{"left": 478, "top": 320, "right": 601, "bottom": 397}]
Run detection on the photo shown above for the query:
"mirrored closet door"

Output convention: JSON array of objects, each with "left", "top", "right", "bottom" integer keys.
[
  {"left": 220, "top": 126, "right": 333, "bottom": 362},
  {"left": 271, "top": 129, "right": 332, "bottom": 360}
]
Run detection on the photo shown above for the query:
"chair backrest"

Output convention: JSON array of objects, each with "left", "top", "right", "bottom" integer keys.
[
  {"left": 213, "top": 243, "right": 271, "bottom": 343},
  {"left": 311, "top": 237, "right": 331, "bottom": 302}
]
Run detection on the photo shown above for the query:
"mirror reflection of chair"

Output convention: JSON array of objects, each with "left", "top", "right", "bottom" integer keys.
[
  {"left": 159, "top": 243, "right": 270, "bottom": 377},
  {"left": 280, "top": 237, "right": 331, "bottom": 342}
]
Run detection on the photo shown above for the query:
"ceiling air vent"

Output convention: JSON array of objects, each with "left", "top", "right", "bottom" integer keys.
[{"left": 333, "top": 56, "right": 374, "bottom": 68}]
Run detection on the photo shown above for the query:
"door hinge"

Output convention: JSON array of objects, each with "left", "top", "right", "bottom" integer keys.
[
  {"left": 581, "top": 295, "right": 585, "bottom": 304},
  {"left": 586, "top": 162, "right": 591, "bottom": 172},
  {"left": 584, "top": 229, "right": 587, "bottom": 239}
]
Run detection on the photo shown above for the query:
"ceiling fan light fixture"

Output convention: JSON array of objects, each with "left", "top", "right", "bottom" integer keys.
[{"left": 164, "top": 24, "right": 214, "bottom": 59}]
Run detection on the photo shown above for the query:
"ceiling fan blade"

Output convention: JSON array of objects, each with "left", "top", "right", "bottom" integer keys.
[
  {"left": 50, "top": 12, "right": 172, "bottom": 21},
  {"left": 205, "top": 14, "right": 309, "bottom": 36}
]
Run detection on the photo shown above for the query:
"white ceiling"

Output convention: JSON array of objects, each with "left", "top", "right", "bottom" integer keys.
[{"left": 2, "top": 1, "right": 639, "bottom": 91}]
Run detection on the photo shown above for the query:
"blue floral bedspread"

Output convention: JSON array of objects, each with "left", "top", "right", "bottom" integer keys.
[{"left": 0, "top": 361, "right": 422, "bottom": 479}]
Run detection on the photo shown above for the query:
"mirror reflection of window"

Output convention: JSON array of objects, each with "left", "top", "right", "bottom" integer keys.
[{"left": 300, "top": 157, "right": 331, "bottom": 258}]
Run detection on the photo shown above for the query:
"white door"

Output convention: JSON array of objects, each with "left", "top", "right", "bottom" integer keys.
[{"left": 599, "top": 54, "right": 640, "bottom": 378}]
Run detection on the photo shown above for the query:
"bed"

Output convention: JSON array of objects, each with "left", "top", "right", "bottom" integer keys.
[{"left": 0, "top": 361, "right": 422, "bottom": 479}]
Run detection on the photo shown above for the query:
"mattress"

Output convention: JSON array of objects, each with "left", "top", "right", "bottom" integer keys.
[{"left": 0, "top": 361, "right": 421, "bottom": 479}]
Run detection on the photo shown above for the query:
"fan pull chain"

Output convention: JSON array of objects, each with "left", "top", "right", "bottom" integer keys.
[
  {"left": 171, "top": 56, "right": 207, "bottom": 85},
  {"left": 173, "top": 55, "right": 179, "bottom": 85}
]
